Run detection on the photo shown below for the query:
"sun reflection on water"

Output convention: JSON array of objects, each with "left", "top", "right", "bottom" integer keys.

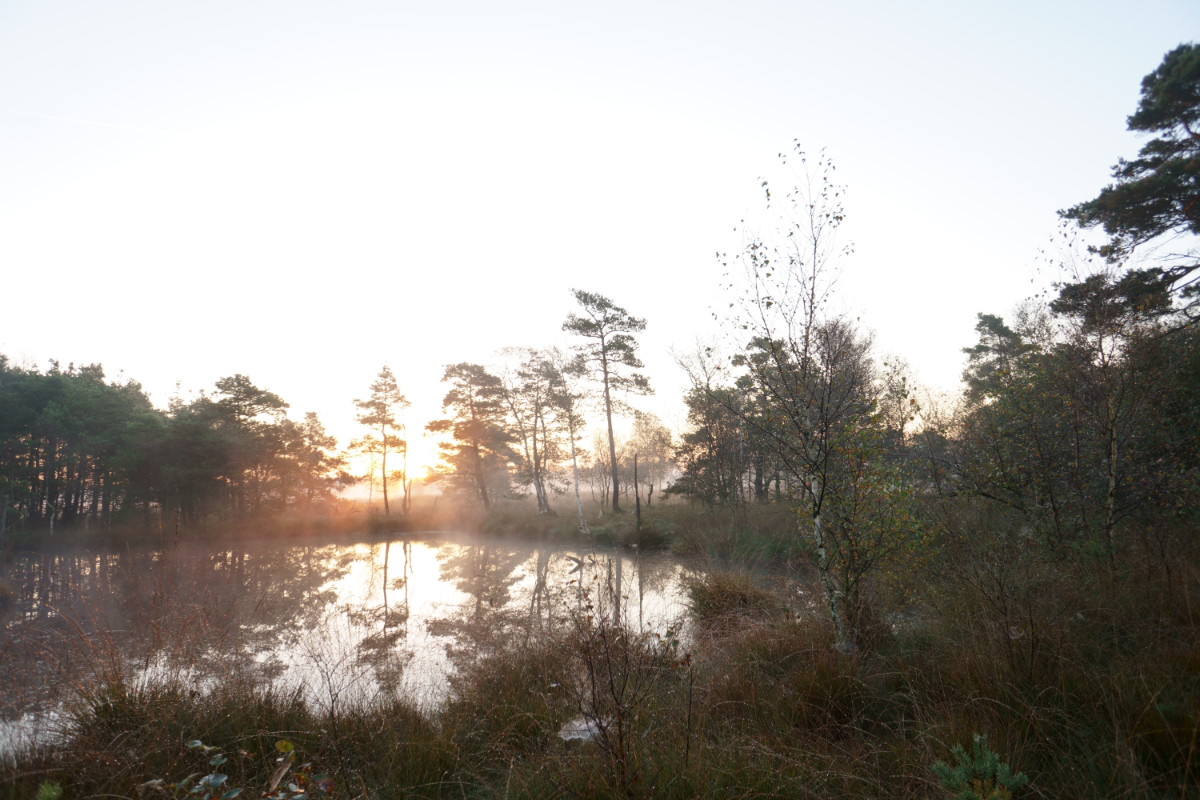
[{"left": 0, "top": 534, "right": 693, "bottom": 750}]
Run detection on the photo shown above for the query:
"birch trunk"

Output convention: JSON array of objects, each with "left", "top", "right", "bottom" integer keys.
[
  {"left": 810, "top": 476, "right": 851, "bottom": 651},
  {"left": 509, "top": 398, "right": 545, "bottom": 512},
  {"left": 569, "top": 417, "right": 588, "bottom": 536},
  {"left": 536, "top": 410, "right": 553, "bottom": 514}
]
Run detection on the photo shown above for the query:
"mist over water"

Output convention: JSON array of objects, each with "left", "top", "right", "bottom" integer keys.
[{"left": 0, "top": 534, "right": 695, "bottom": 751}]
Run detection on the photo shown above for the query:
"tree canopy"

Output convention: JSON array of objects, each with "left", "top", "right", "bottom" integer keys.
[
  {"left": 1061, "top": 42, "right": 1200, "bottom": 321},
  {"left": 353, "top": 365, "right": 409, "bottom": 515},
  {"left": 425, "top": 363, "right": 515, "bottom": 509},
  {"left": 563, "top": 289, "right": 651, "bottom": 512},
  {"left": 0, "top": 357, "right": 347, "bottom": 532}
]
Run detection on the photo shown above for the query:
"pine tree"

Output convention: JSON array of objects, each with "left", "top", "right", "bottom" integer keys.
[{"left": 563, "top": 290, "right": 651, "bottom": 513}]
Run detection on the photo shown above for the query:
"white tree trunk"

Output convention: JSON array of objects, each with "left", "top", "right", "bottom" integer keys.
[
  {"left": 810, "top": 476, "right": 851, "bottom": 651},
  {"left": 569, "top": 418, "right": 588, "bottom": 536}
]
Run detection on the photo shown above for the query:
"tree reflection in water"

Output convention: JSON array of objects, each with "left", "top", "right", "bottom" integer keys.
[{"left": 0, "top": 535, "right": 690, "bottom": 741}]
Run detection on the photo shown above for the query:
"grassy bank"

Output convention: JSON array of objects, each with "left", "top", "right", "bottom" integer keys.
[
  {"left": 0, "top": 499, "right": 801, "bottom": 562},
  {"left": 4, "top": 538, "right": 1198, "bottom": 799},
  {"left": 475, "top": 499, "right": 800, "bottom": 558},
  {"left": 0, "top": 497, "right": 468, "bottom": 550}
]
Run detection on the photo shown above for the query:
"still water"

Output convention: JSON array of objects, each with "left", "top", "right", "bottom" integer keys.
[{"left": 0, "top": 534, "right": 695, "bottom": 753}]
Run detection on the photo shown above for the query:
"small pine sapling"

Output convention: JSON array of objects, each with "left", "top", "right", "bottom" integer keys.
[
  {"left": 35, "top": 782, "right": 63, "bottom": 800},
  {"left": 931, "top": 733, "right": 1029, "bottom": 800}
]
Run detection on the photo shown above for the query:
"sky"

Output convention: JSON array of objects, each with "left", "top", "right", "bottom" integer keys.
[{"left": 1, "top": 0, "right": 1197, "bottom": 473}]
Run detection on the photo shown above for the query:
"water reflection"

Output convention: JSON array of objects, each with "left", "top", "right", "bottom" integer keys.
[{"left": 0, "top": 535, "right": 690, "bottom": 747}]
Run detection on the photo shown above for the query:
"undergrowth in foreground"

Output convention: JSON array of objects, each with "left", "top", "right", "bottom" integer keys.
[{"left": 4, "top": 536, "right": 1199, "bottom": 800}]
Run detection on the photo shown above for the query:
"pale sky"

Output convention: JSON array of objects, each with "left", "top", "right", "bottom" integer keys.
[{"left": 1, "top": 0, "right": 1196, "bottom": 471}]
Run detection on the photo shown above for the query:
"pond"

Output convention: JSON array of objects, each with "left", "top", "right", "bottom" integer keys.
[{"left": 0, "top": 533, "right": 704, "bottom": 754}]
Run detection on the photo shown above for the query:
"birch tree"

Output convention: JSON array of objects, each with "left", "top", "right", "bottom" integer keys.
[
  {"left": 544, "top": 348, "right": 591, "bottom": 534},
  {"left": 346, "top": 434, "right": 382, "bottom": 506},
  {"left": 721, "top": 145, "right": 887, "bottom": 651},
  {"left": 1051, "top": 266, "right": 1162, "bottom": 557},
  {"left": 499, "top": 348, "right": 558, "bottom": 514},
  {"left": 631, "top": 411, "right": 673, "bottom": 506}
]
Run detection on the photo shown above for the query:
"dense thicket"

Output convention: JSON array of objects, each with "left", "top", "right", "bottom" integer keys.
[
  {"left": 0, "top": 358, "right": 346, "bottom": 532},
  {"left": 949, "top": 302, "right": 1200, "bottom": 544}
]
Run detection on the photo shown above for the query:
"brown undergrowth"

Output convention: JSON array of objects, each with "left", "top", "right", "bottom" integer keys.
[{"left": 3, "top": 520, "right": 1199, "bottom": 799}]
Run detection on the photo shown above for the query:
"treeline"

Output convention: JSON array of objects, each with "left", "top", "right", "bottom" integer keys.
[
  {"left": 0, "top": 360, "right": 347, "bottom": 533},
  {"left": 4, "top": 43, "right": 1199, "bottom": 581},
  {"left": 667, "top": 299, "right": 1200, "bottom": 529}
]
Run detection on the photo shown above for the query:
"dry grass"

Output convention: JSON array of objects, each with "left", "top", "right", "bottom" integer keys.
[
  {"left": 686, "top": 569, "right": 789, "bottom": 630},
  {"left": 3, "top": 507, "right": 1200, "bottom": 799}
]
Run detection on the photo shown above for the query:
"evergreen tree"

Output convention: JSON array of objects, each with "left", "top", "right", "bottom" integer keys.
[
  {"left": 426, "top": 363, "right": 514, "bottom": 508},
  {"left": 353, "top": 365, "right": 409, "bottom": 515},
  {"left": 563, "top": 290, "right": 651, "bottom": 513},
  {"left": 0, "top": 356, "right": 343, "bottom": 532},
  {"left": 1061, "top": 43, "right": 1200, "bottom": 323}
]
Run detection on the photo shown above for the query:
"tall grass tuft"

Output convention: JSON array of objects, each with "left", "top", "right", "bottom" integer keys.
[{"left": 686, "top": 569, "right": 787, "bottom": 626}]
